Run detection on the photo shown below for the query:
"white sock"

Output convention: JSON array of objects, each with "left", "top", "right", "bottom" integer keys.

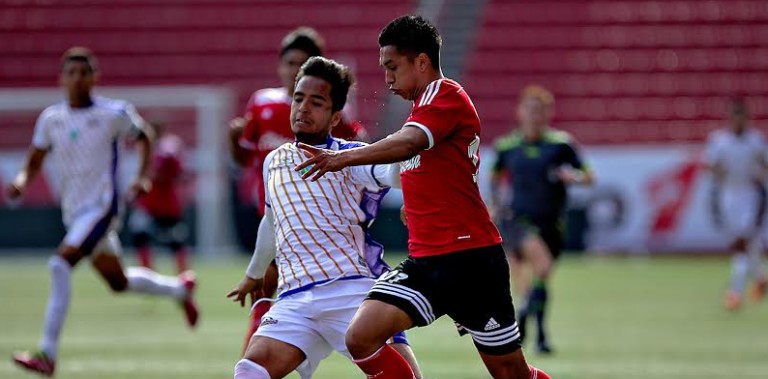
[
  {"left": 39, "top": 255, "right": 72, "bottom": 360},
  {"left": 234, "top": 359, "right": 271, "bottom": 379},
  {"left": 747, "top": 239, "right": 766, "bottom": 282},
  {"left": 126, "top": 267, "right": 186, "bottom": 300},
  {"left": 730, "top": 253, "right": 749, "bottom": 294}
]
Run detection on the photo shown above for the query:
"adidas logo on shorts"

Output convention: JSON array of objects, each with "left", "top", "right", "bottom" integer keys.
[{"left": 484, "top": 318, "right": 501, "bottom": 331}]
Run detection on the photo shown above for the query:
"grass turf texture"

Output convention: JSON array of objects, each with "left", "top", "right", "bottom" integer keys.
[{"left": 0, "top": 254, "right": 766, "bottom": 378}]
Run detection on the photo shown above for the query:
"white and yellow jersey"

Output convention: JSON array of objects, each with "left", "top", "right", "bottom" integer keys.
[
  {"left": 31, "top": 97, "right": 146, "bottom": 227},
  {"left": 262, "top": 137, "right": 393, "bottom": 297}
]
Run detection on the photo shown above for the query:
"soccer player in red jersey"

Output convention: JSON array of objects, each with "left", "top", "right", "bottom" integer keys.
[
  {"left": 296, "top": 16, "right": 551, "bottom": 379},
  {"left": 227, "top": 27, "right": 368, "bottom": 355},
  {"left": 129, "top": 121, "right": 190, "bottom": 273}
]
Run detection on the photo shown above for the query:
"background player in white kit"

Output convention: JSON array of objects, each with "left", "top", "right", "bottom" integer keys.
[
  {"left": 226, "top": 56, "right": 421, "bottom": 379},
  {"left": 704, "top": 97, "right": 768, "bottom": 311},
  {"left": 6, "top": 47, "right": 199, "bottom": 377}
]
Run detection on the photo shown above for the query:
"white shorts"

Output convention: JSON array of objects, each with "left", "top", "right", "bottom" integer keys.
[
  {"left": 63, "top": 206, "right": 122, "bottom": 256},
  {"left": 255, "top": 277, "right": 375, "bottom": 379},
  {"left": 718, "top": 187, "right": 763, "bottom": 239}
]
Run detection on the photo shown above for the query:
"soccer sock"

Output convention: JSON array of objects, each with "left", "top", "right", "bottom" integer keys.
[
  {"left": 126, "top": 267, "right": 186, "bottom": 300},
  {"left": 234, "top": 359, "right": 271, "bottom": 379},
  {"left": 747, "top": 240, "right": 766, "bottom": 282},
  {"left": 353, "top": 344, "right": 416, "bottom": 379},
  {"left": 174, "top": 247, "right": 189, "bottom": 274},
  {"left": 242, "top": 302, "right": 271, "bottom": 355},
  {"left": 529, "top": 365, "right": 552, "bottom": 379},
  {"left": 523, "top": 278, "right": 548, "bottom": 345},
  {"left": 729, "top": 253, "right": 749, "bottom": 295},
  {"left": 39, "top": 255, "right": 72, "bottom": 360},
  {"left": 137, "top": 245, "right": 152, "bottom": 269}
]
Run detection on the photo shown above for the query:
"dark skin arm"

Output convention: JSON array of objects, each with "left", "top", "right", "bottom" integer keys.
[
  {"left": 295, "top": 126, "right": 429, "bottom": 181},
  {"left": 228, "top": 117, "right": 254, "bottom": 167},
  {"left": 6, "top": 146, "right": 48, "bottom": 200}
]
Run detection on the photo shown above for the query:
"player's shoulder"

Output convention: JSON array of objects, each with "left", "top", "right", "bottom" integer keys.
[
  {"left": 415, "top": 78, "right": 466, "bottom": 108},
  {"left": 93, "top": 96, "right": 134, "bottom": 114},
  {"left": 264, "top": 142, "right": 294, "bottom": 164},
  {"left": 494, "top": 131, "right": 523, "bottom": 151},
  {"left": 542, "top": 129, "right": 574, "bottom": 145},
  {"left": 334, "top": 138, "right": 368, "bottom": 151},
  {"left": 38, "top": 102, "right": 67, "bottom": 120},
  {"left": 250, "top": 87, "right": 291, "bottom": 107},
  {"left": 706, "top": 128, "right": 730, "bottom": 143}
]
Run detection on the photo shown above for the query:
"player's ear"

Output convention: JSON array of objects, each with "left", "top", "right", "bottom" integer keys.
[
  {"left": 417, "top": 53, "right": 429, "bottom": 72},
  {"left": 329, "top": 111, "right": 342, "bottom": 129}
]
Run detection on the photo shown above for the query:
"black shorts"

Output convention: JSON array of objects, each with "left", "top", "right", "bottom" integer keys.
[
  {"left": 501, "top": 213, "right": 563, "bottom": 260},
  {"left": 367, "top": 244, "right": 521, "bottom": 355}
]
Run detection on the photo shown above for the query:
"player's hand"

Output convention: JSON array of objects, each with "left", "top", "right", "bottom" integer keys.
[
  {"left": 294, "top": 143, "right": 347, "bottom": 181},
  {"left": 400, "top": 205, "right": 407, "bottom": 226},
  {"left": 127, "top": 176, "right": 152, "bottom": 201},
  {"left": 555, "top": 167, "right": 585, "bottom": 185},
  {"left": 5, "top": 182, "right": 24, "bottom": 201},
  {"left": 226, "top": 276, "right": 264, "bottom": 307},
  {"left": 229, "top": 117, "right": 246, "bottom": 132}
]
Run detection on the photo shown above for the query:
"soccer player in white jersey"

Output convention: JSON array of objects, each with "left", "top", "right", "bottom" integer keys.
[
  {"left": 226, "top": 56, "right": 422, "bottom": 379},
  {"left": 704, "top": 97, "right": 768, "bottom": 311},
  {"left": 6, "top": 47, "right": 199, "bottom": 377}
]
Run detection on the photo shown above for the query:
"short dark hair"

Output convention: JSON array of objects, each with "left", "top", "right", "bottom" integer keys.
[
  {"left": 61, "top": 46, "right": 98, "bottom": 72},
  {"left": 378, "top": 15, "right": 441, "bottom": 69},
  {"left": 280, "top": 27, "right": 325, "bottom": 58},
  {"left": 296, "top": 56, "right": 354, "bottom": 112}
]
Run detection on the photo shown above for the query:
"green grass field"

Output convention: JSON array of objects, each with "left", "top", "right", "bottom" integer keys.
[{"left": 1, "top": 254, "right": 767, "bottom": 379}]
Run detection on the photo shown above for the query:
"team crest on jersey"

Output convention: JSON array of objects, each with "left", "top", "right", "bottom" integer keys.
[
  {"left": 68, "top": 128, "right": 80, "bottom": 141},
  {"left": 400, "top": 155, "right": 421, "bottom": 173}
]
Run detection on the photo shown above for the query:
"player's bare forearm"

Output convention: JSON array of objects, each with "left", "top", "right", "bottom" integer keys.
[
  {"left": 10, "top": 147, "right": 48, "bottom": 195},
  {"left": 296, "top": 126, "right": 428, "bottom": 181}
]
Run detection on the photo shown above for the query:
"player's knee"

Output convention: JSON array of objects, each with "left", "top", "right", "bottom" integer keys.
[
  {"left": 345, "top": 323, "right": 379, "bottom": 358},
  {"left": 105, "top": 275, "right": 129, "bottom": 293},
  {"left": 234, "top": 359, "right": 271, "bottom": 379},
  {"left": 57, "top": 246, "right": 83, "bottom": 267}
]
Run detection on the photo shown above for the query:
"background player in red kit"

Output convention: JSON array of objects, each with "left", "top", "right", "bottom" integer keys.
[
  {"left": 227, "top": 26, "right": 368, "bottom": 354},
  {"left": 129, "top": 121, "right": 190, "bottom": 273},
  {"left": 296, "top": 15, "right": 551, "bottom": 379}
]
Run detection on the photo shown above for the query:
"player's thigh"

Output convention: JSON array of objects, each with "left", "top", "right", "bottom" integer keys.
[
  {"left": 447, "top": 245, "right": 522, "bottom": 356},
  {"left": 61, "top": 209, "right": 117, "bottom": 264},
  {"left": 365, "top": 257, "right": 441, "bottom": 328},
  {"left": 90, "top": 232, "right": 128, "bottom": 291},
  {"left": 254, "top": 295, "right": 332, "bottom": 377},
  {"left": 720, "top": 189, "right": 760, "bottom": 240}
]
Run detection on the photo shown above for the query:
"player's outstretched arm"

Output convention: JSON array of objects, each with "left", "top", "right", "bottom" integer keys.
[
  {"left": 6, "top": 146, "right": 48, "bottom": 200},
  {"left": 295, "top": 126, "right": 429, "bottom": 181},
  {"left": 127, "top": 128, "right": 154, "bottom": 200}
]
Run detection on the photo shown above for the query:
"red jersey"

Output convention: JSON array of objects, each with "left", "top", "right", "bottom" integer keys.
[
  {"left": 137, "top": 133, "right": 185, "bottom": 218},
  {"left": 400, "top": 78, "right": 502, "bottom": 257},
  {"left": 238, "top": 87, "right": 364, "bottom": 212}
]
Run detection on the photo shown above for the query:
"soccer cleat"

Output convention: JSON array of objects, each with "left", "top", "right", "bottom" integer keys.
[
  {"left": 12, "top": 351, "right": 55, "bottom": 377},
  {"left": 751, "top": 279, "right": 767, "bottom": 302},
  {"left": 724, "top": 290, "right": 742, "bottom": 311},
  {"left": 179, "top": 271, "right": 199, "bottom": 328}
]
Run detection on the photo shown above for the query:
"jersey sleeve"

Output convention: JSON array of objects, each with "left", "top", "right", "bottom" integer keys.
[
  {"left": 562, "top": 142, "right": 588, "bottom": 171},
  {"left": 349, "top": 164, "right": 393, "bottom": 190},
  {"left": 239, "top": 95, "right": 260, "bottom": 151},
  {"left": 403, "top": 81, "right": 460, "bottom": 150},
  {"left": 262, "top": 149, "right": 277, "bottom": 208},
  {"left": 31, "top": 109, "right": 52, "bottom": 149},
  {"left": 115, "top": 102, "right": 148, "bottom": 139}
]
